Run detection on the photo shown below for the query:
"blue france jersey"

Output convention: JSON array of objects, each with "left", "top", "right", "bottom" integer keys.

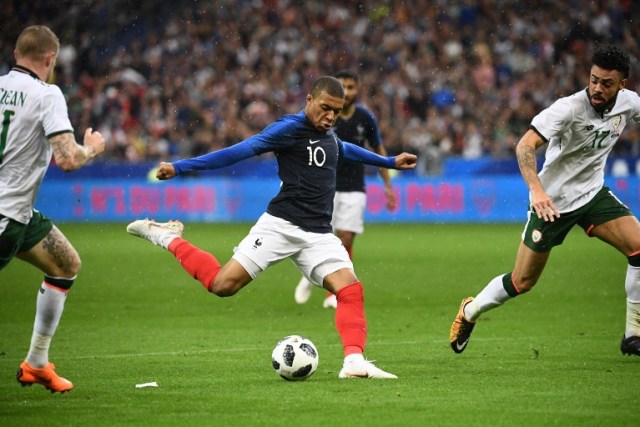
[
  {"left": 258, "top": 112, "right": 340, "bottom": 233},
  {"left": 334, "top": 104, "right": 382, "bottom": 192},
  {"left": 172, "top": 110, "right": 394, "bottom": 233}
]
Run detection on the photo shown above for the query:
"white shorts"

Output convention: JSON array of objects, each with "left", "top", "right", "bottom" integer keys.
[
  {"left": 232, "top": 213, "right": 353, "bottom": 285},
  {"left": 331, "top": 191, "right": 366, "bottom": 234}
]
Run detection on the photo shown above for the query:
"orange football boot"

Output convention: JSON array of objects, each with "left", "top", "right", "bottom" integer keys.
[{"left": 17, "top": 361, "right": 74, "bottom": 393}]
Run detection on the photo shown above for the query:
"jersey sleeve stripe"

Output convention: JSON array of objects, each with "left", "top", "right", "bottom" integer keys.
[
  {"left": 529, "top": 125, "right": 548, "bottom": 143},
  {"left": 46, "top": 129, "right": 73, "bottom": 139}
]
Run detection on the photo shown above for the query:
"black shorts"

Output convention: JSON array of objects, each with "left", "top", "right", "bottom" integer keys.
[
  {"left": 0, "top": 210, "right": 53, "bottom": 269},
  {"left": 522, "top": 186, "right": 633, "bottom": 253}
]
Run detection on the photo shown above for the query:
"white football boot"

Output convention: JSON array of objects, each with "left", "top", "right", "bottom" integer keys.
[
  {"left": 294, "top": 277, "right": 313, "bottom": 304},
  {"left": 126, "top": 219, "right": 184, "bottom": 249},
  {"left": 339, "top": 357, "right": 398, "bottom": 379},
  {"left": 322, "top": 294, "right": 337, "bottom": 309}
]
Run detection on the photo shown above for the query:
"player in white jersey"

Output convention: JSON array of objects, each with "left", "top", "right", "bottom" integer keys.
[
  {"left": 0, "top": 26, "right": 105, "bottom": 393},
  {"left": 450, "top": 44, "right": 640, "bottom": 357}
]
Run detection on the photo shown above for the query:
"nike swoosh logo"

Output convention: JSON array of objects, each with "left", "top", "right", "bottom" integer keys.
[
  {"left": 309, "top": 139, "right": 319, "bottom": 144},
  {"left": 455, "top": 339, "right": 469, "bottom": 352}
]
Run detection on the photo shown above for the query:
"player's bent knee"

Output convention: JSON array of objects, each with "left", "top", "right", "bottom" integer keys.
[
  {"left": 208, "top": 277, "right": 240, "bottom": 297},
  {"left": 67, "top": 255, "right": 82, "bottom": 277},
  {"left": 43, "top": 253, "right": 81, "bottom": 279},
  {"left": 507, "top": 272, "right": 537, "bottom": 294},
  {"left": 56, "top": 252, "right": 81, "bottom": 278},
  {"left": 517, "top": 280, "right": 536, "bottom": 293},
  {"left": 46, "top": 233, "right": 82, "bottom": 277}
]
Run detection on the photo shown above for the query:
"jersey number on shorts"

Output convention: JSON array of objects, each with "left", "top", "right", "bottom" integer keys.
[{"left": 0, "top": 109, "right": 15, "bottom": 163}]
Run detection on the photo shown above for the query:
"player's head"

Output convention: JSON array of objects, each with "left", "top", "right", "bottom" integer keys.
[
  {"left": 14, "top": 25, "right": 60, "bottom": 81},
  {"left": 305, "top": 76, "right": 345, "bottom": 132},
  {"left": 592, "top": 44, "right": 630, "bottom": 79},
  {"left": 335, "top": 70, "right": 359, "bottom": 109},
  {"left": 588, "top": 44, "right": 629, "bottom": 111}
]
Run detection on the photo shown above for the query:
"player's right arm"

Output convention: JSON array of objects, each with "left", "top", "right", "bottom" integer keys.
[
  {"left": 163, "top": 115, "right": 297, "bottom": 180},
  {"left": 516, "top": 128, "right": 559, "bottom": 222},
  {"left": 50, "top": 128, "right": 105, "bottom": 171},
  {"left": 164, "top": 137, "right": 260, "bottom": 180}
]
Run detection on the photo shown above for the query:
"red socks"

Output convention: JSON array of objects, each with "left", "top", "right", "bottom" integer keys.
[
  {"left": 168, "top": 238, "right": 221, "bottom": 292},
  {"left": 335, "top": 281, "right": 367, "bottom": 356},
  {"left": 168, "top": 238, "right": 366, "bottom": 356}
]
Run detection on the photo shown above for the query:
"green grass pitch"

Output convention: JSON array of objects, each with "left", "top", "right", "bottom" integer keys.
[{"left": 1, "top": 223, "right": 638, "bottom": 426}]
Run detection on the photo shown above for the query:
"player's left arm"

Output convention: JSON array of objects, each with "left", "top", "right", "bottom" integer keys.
[
  {"left": 341, "top": 140, "right": 416, "bottom": 170},
  {"left": 50, "top": 128, "right": 105, "bottom": 171},
  {"left": 46, "top": 85, "right": 105, "bottom": 171}
]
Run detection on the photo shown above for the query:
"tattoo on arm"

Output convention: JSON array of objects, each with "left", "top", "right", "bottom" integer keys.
[
  {"left": 50, "top": 132, "right": 94, "bottom": 171},
  {"left": 516, "top": 144, "right": 539, "bottom": 189}
]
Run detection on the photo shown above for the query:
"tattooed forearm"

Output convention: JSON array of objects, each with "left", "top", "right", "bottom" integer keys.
[
  {"left": 516, "top": 143, "right": 539, "bottom": 188},
  {"left": 50, "top": 132, "right": 96, "bottom": 171}
]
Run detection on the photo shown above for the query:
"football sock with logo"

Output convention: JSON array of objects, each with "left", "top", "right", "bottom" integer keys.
[
  {"left": 624, "top": 260, "right": 640, "bottom": 338},
  {"left": 464, "top": 273, "right": 514, "bottom": 321},
  {"left": 168, "top": 238, "right": 221, "bottom": 292},
  {"left": 335, "top": 281, "right": 367, "bottom": 356},
  {"left": 27, "top": 278, "right": 72, "bottom": 368}
]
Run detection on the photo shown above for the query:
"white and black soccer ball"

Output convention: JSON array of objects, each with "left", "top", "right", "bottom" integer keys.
[{"left": 271, "top": 335, "right": 319, "bottom": 381}]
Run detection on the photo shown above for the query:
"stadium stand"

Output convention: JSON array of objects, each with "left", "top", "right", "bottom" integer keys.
[{"left": 1, "top": 0, "right": 639, "bottom": 176}]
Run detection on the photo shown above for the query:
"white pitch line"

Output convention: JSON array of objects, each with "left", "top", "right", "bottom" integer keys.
[
  {"left": 0, "top": 339, "right": 430, "bottom": 362},
  {"left": 0, "top": 335, "right": 609, "bottom": 363}
]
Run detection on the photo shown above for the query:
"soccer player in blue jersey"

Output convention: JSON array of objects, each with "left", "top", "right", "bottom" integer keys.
[
  {"left": 127, "top": 76, "right": 417, "bottom": 379},
  {"left": 294, "top": 70, "right": 396, "bottom": 309},
  {"left": 450, "top": 44, "right": 640, "bottom": 357}
]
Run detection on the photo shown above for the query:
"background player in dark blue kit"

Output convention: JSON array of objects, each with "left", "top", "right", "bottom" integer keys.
[
  {"left": 127, "top": 76, "right": 417, "bottom": 379},
  {"left": 294, "top": 70, "right": 396, "bottom": 309}
]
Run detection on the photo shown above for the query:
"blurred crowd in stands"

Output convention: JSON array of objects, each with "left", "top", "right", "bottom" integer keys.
[{"left": 2, "top": 0, "right": 639, "bottom": 175}]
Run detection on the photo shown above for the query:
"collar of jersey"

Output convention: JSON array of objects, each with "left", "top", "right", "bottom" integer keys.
[{"left": 12, "top": 65, "right": 40, "bottom": 81}]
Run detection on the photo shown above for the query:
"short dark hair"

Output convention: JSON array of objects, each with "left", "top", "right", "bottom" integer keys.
[
  {"left": 334, "top": 70, "right": 359, "bottom": 83},
  {"left": 311, "top": 76, "right": 344, "bottom": 98},
  {"left": 592, "top": 44, "right": 630, "bottom": 79}
]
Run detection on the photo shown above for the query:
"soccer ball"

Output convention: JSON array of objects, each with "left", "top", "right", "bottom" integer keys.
[{"left": 271, "top": 335, "right": 319, "bottom": 381}]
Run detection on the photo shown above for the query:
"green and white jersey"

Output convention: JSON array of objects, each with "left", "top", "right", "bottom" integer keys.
[
  {"left": 531, "top": 88, "right": 640, "bottom": 213},
  {"left": 0, "top": 67, "right": 73, "bottom": 224}
]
